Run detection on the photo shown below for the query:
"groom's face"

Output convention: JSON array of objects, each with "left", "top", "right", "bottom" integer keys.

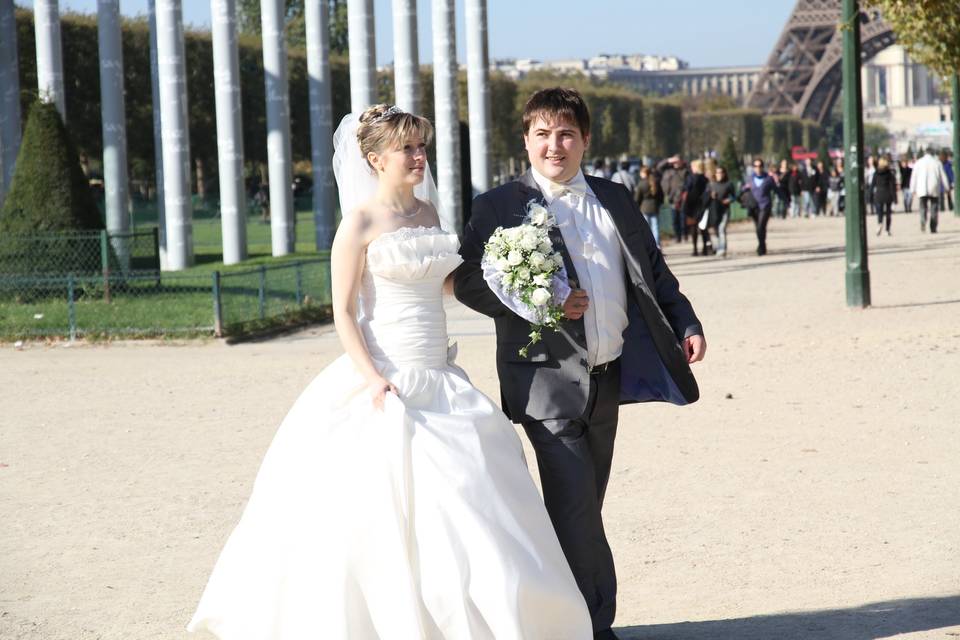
[{"left": 524, "top": 115, "right": 589, "bottom": 183}]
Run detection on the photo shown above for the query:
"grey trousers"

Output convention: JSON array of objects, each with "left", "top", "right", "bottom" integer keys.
[
  {"left": 920, "top": 196, "right": 939, "bottom": 232},
  {"left": 522, "top": 360, "right": 621, "bottom": 633}
]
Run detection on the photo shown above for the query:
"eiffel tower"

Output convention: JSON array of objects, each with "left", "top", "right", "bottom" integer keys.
[{"left": 746, "top": 0, "right": 895, "bottom": 124}]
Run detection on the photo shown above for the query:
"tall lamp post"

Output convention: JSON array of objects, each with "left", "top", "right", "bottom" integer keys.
[
  {"left": 953, "top": 73, "right": 959, "bottom": 217},
  {"left": 841, "top": 0, "right": 870, "bottom": 308}
]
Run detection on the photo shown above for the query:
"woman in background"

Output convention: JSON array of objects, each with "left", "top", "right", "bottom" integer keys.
[
  {"left": 682, "top": 159, "right": 710, "bottom": 256},
  {"left": 635, "top": 164, "right": 663, "bottom": 247},
  {"left": 873, "top": 156, "right": 897, "bottom": 236},
  {"left": 707, "top": 166, "right": 736, "bottom": 257}
]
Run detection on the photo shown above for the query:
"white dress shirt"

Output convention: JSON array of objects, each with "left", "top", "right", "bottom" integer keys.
[{"left": 531, "top": 167, "right": 628, "bottom": 367}]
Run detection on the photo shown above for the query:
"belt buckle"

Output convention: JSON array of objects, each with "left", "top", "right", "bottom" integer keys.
[{"left": 590, "top": 361, "right": 609, "bottom": 375}]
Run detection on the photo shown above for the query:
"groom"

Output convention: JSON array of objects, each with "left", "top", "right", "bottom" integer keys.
[{"left": 454, "top": 88, "right": 706, "bottom": 639}]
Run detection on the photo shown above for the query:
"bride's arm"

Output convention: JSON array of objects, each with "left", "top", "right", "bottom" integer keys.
[{"left": 330, "top": 214, "right": 398, "bottom": 408}]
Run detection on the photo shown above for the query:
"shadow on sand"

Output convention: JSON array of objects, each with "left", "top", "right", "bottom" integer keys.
[{"left": 616, "top": 594, "right": 960, "bottom": 640}]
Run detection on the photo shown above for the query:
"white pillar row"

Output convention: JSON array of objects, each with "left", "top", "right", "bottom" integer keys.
[
  {"left": 155, "top": 0, "right": 193, "bottom": 270},
  {"left": 305, "top": 0, "right": 335, "bottom": 250},
  {"left": 34, "top": 0, "right": 66, "bottom": 120},
  {"left": 347, "top": 0, "right": 376, "bottom": 111},
  {"left": 0, "top": 0, "right": 21, "bottom": 202},
  {"left": 147, "top": 0, "right": 166, "bottom": 262},
  {"left": 432, "top": 0, "right": 461, "bottom": 233},
  {"left": 260, "top": 0, "right": 295, "bottom": 256},
  {"left": 211, "top": 0, "right": 247, "bottom": 264},
  {"left": 465, "top": 0, "right": 491, "bottom": 197},
  {"left": 391, "top": 0, "right": 418, "bottom": 113},
  {"left": 97, "top": 0, "right": 131, "bottom": 264}
]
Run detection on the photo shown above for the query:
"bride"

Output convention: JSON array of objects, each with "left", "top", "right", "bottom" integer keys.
[{"left": 187, "top": 105, "right": 593, "bottom": 639}]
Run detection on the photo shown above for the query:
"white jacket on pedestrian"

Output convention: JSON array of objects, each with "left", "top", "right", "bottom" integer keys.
[{"left": 909, "top": 154, "right": 949, "bottom": 198}]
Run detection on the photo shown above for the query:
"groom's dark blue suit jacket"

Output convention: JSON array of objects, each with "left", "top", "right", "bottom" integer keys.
[{"left": 453, "top": 170, "right": 703, "bottom": 424}]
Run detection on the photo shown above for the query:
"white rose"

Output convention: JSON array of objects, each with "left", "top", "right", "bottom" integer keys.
[
  {"left": 528, "top": 251, "right": 546, "bottom": 268},
  {"left": 507, "top": 250, "right": 524, "bottom": 266},
  {"left": 533, "top": 273, "right": 551, "bottom": 287},
  {"left": 528, "top": 203, "right": 549, "bottom": 226},
  {"left": 495, "top": 257, "right": 510, "bottom": 272},
  {"left": 552, "top": 253, "right": 565, "bottom": 267},
  {"left": 517, "top": 266, "right": 531, "bottom": 282},
  {"left": 531, "top": 287, "right": 551, "bottom": 306},
  {"left": 520, "top": 232, "right": 539, "bottom": 251},
  {"left": 538, "top": 241, "right": 553, "bottom": 254}
]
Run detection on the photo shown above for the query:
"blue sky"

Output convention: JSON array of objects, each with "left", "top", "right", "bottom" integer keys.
[{"left": 17, "top": 1, "right": 794, "bottom": 68}]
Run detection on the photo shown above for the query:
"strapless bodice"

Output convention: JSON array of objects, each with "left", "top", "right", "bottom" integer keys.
[{"left": 359, "top": 226, "right": 462, "bottom": 368}]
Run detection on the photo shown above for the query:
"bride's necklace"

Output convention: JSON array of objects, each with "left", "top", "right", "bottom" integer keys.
[{"left": 386, "top": 199, "right": 421, "bottom": 219}]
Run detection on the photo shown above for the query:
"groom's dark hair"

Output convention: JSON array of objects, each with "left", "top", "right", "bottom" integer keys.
[{"left": 522, "top": 88, "right": 591, "bottom": 137}]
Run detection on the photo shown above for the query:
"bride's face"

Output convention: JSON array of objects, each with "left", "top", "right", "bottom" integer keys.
[{"left": 370, "top": 134, "right": 427, "bottom": 187}]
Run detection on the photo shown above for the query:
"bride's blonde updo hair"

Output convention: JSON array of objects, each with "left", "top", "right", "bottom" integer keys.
[{"left": 357, "top": 104, "right": 434, "bottom": 169}]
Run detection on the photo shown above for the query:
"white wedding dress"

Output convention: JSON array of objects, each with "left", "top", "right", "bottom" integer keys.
[{"left": 188, "top": 226, "right": 592, "bottom": 639}]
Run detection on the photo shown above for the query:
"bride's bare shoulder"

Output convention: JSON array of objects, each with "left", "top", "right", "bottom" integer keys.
[{"left": 337, "top": 201, "right": 389, "bottom": 246}]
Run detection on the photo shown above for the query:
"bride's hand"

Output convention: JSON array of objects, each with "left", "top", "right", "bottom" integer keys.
[{"left": 367, "top": 375, "right": 399, "bottom": 411}]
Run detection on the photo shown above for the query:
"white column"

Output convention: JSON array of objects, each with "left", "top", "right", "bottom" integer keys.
[
  {"left": 211, "top": 0, "right": 247, "bottom": 264},
  {"left": 391, "top": 0, "right": 418, "bottom": 113},
  {"left": 261, "top": 0, "right": 295, "bottom": 256},
  {"left": 155, "top": 0, "right": 193, "bottom": 270},
  {"left": 874, "top": 67, "right": 883, "bottom": 107},
  {"left": 347, "top": 0, "right": 376, "bottom": 111},
  {"left": 465, "top": 0, "right": 490, "bottom": 197},
  {"left": 917, "top": 65, "right": 931, "bottom": 105},
  {"left": 148, "top": 0, "right": 166, "bottom": 263},
  {"left": 97, "top": 0, "right": 130, "bottom": 263},
  {"left": 305, "top": 0, "right": 335, "bottom": 249},
  {"left": 906, "top": 62, "right": 915, "bottom": 107},
  {"left": 34, "top": 0, "right": 66, "bottom": 120},
  {"left": 432, "top": 0, "right": 461, "bottom": 233},
  {"left": 0, "top": 0, "right": 21, "bottom": 201}
]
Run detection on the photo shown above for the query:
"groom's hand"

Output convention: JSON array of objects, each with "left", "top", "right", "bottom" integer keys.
[
  {"left": 563, "top": 289, "right": 589, "bottom": 320},
  {"left": 683, "top": 334, "right": 707, "bottom": 364}
]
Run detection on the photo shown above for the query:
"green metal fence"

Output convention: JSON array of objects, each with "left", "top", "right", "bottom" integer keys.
[
  {"left": 0, "top": 229, "right": 161, "bottom": 281},
  {"left": 214, "top": 259, "right": 332, "bottom": 336}
]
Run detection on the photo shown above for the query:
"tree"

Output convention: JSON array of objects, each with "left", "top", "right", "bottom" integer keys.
[
  {"left": 0, "top": 101, "right": 101, "bottom": 234},
  {"left": 237, "top": 0, "right": 347, "bottom": 53},
  {"left": 867, "top": 1, "right": 960, "bottom": 78},
  {"left": 864, "top": 123, "right": 891, "bottom": 153},
  {"left": 719, "top": 135, "right": 743, "bottom": 184},
  {"left": 0, "top": 101, "right": 104, "bottom": 278},
  {"left": 817, "top": 137, "right": 831, "bottom": 168}
]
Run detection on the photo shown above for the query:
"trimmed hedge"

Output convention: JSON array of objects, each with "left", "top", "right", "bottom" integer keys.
[
  {"left": 0, "top": 101, "right": 101, "bottom": 234},
  {"left": 643, "top": 100, "right": 683, "bottom": 158},
  {"left": 684, "top": 109, "right": 764, "bottom": 157},
  {"left": 0, "top": 100, "right": 105, "bottom": 277}
]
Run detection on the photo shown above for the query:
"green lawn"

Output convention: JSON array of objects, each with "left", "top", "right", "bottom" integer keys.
[{"left": 0, "top": 249, "right": 332, "bottom": 341}]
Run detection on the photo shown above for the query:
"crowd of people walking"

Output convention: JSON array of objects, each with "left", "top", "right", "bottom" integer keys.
[{"left": 582, "top": 144, "right": 956, "bottom": 258}]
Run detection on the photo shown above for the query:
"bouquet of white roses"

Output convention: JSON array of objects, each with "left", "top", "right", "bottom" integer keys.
[{"left": 481, "top": 201, "right": 571, "bottom": 357}]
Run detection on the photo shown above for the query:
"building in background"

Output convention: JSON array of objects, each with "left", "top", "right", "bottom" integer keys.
[
  {"left": 861, "top": 45, "right": 951, "bottom": 153},
  {"left": 489, "top": 53, "right": 763, "bottom": 105}
]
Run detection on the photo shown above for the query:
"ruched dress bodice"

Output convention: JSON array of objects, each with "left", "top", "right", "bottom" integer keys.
[{"left": 359, "top": 226, "right": 462, "bottom": 369}]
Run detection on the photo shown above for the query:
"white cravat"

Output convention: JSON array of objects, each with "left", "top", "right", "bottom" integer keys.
[{"left": 531, "top": 168, "right": 628, "bottom": 367}]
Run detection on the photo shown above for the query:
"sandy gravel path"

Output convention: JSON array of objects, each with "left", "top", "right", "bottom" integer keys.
[{"left": 2, "top": 211, "right": 958, "bottom": 639}]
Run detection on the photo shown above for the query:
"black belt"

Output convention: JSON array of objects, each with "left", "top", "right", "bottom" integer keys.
[{"left": 589, "top": 361, "right": 612, "bottom": 375}]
